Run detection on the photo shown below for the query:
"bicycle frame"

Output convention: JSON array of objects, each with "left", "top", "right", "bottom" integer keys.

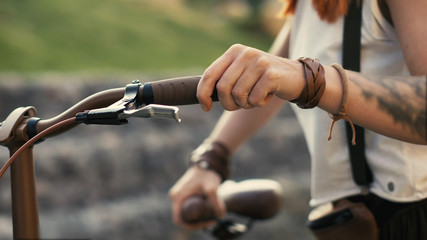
[{"left": 0, "top": 76, "right": 203, "bottom": 239}]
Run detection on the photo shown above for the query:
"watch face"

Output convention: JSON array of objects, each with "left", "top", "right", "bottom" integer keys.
[{"left": 198, "top": 160, "right": 209, "bottom": 169}]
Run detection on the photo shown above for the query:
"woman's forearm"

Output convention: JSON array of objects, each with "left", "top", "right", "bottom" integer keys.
[
  {"left": 207, "top": 96, "right": 286, "bottom": 154},
  {"left": 319, "top": 66, "right": 427, "bottom": 144}
]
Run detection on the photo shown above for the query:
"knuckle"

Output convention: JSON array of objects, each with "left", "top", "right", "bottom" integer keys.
[
  {"left": 247, "top": 95, "right": 257, "bottom": 106},
  {"left": 227, "top": 44, "right": 250, "bottom": 59},
  {"left": 231, "top": 87, "right": 247, "bottom": 99},
  {"left": 202, "top": 67, "right": 214, "bottom": 79},
  {"left": 241, "top": 46, "right": 259, "bottom": 59},
  {"left": 264, "top": 68, "right": 280, "bottom": 80},
  {"left": 216, "top": 81, "right": 231, "bottom": 94},
  {"left": 248, "top": 95, "right": 265, "bottom": 108},
  {"left": 255, "top": 56, "right": 270, "bottom": 68},
  {"left": 230, "top": 43, "right": 245, "bottom": 51}
]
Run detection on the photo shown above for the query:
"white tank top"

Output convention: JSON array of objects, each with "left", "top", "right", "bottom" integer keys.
[{"left": 288, "top": 0, "right": 427, "bottom": 206}]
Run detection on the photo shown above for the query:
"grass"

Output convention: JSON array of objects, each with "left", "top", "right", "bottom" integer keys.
[{"left": 0, "top": 0, "right": 273, "bottom": 74}]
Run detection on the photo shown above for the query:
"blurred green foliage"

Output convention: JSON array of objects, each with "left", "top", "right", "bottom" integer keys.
[{"left": 0, "top": 0, "right": 273, "bottom": 73}]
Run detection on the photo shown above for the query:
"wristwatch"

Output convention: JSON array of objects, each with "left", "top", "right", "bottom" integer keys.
[
  {"left": 193, "top": 159, "right": 210, "bottom": 170},
  {"left": 189, "top": 141, "right": 230, "bottom": 182}
]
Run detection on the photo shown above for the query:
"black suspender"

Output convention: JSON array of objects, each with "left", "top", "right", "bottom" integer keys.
[{"left": 342, "top": 1, "right": 373, "bottom": 188}]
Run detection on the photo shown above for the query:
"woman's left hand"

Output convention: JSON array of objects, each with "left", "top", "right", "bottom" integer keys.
[{"left": 197, "top": 44, "right": 304, "bottom": 111}]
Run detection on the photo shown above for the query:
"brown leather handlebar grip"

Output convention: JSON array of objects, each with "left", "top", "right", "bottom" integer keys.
[
  {"left": 181, "top": 195, "right": 216, "bottom": 223},
  {"left": 180, "top": 179, "right": 283, "bottom": 224},
  {"left": 142, "top": 76, "right": 218, "bottom": 106}
]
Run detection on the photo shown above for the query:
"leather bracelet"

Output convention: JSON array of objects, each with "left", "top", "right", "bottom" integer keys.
[
  {"left": 328, "top": 63, "right": 356, "bottom": 145},
  {"left": 189, "top": 141, "right": 230, "bottom": 182},
  {"left": 291, "top": 57, "right": 326, "bottom": 109}
]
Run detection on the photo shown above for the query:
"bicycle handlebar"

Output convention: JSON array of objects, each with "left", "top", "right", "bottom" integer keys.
[
  {"left": 180, "top": 179, "right": 283, "bottom": 224},
  {"left": 0, "top": 75, "right": 218, "bottom": 175},
  {"left": 32, "top": 76, "right": 215, "bottom": 138}
]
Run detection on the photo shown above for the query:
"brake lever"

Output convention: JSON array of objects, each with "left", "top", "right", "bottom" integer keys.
[
  {"left": 119, "top": 104, "right": 181, "bottom": 123},
  {"left": 76, "top": 81, "right": 182, "bottom": 125}
]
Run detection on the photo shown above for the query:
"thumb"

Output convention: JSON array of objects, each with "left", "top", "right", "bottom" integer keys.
[{"left": 204, "top": 180, "right": 226, "bottom": 219}]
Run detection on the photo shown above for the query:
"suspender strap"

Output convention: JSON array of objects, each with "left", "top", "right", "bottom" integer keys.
[{"left": 342, "top": 0, "right": 373, "bottom": 187}]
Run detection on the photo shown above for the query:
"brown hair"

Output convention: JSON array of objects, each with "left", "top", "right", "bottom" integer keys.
[{"left": 281, "top": 0, "right": 352, "bottom": 23}]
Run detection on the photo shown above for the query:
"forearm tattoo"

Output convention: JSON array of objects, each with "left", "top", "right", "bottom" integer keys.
[{"left": 353, "top": 75, "right": 427, "bottom": 141}]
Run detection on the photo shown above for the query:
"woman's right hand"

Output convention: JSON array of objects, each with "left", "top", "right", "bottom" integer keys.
[{"left": 169, "top": 165, "right": 226, "bottom": 229}]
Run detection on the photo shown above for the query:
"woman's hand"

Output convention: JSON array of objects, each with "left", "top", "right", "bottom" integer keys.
[
  {"left": 169, "top": 166, "right": 226, "bottom": 229},
  {"left": 197, "top": 44, "right": 304, "bottom": 112}
]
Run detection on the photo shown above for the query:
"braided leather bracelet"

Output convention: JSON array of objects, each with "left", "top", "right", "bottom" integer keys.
[
  {"left": 291, "top": 57, "right": 326, "bottom": 109},
  {"left": 189, "top": 140, "right": 230, "bottom": 182},
  {"left": 291, "top": 58, "right": 356, "bottom": 144}
]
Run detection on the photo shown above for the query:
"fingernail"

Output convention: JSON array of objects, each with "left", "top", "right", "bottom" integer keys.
[{"left": 201, "top": 105, "right": 208, "bottom": 112}]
